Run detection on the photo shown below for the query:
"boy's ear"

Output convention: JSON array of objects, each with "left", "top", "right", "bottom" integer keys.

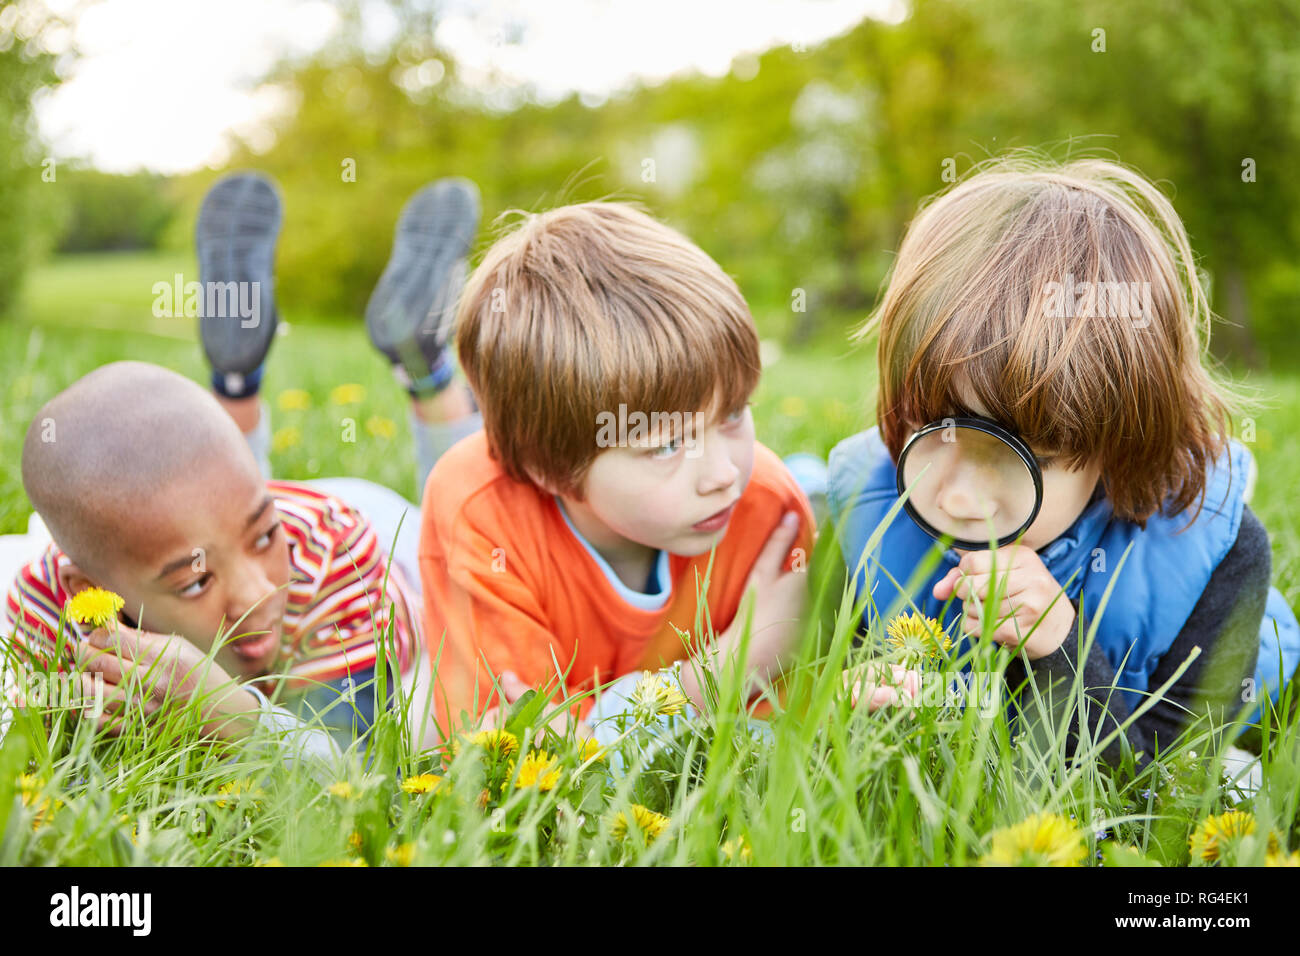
[{"left": 56, "top": 561, "right": 97, "bottom": 600}]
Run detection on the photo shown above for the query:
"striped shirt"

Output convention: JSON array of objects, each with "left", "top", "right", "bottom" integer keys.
[{"left": 3, "top": 481, "right": 418, "bottom": 696}]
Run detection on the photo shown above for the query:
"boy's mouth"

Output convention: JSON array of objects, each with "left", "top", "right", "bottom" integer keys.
[
  {"left": 692, "top": 501, "right": 737, "bottom": 533},
  {"left": 227, "top": 627, "right": 279, "bottom": 664}
]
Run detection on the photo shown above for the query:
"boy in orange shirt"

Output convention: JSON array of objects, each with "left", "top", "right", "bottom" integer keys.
[{"left": 420, "top": 202, "right": 817, "bottom": 739}]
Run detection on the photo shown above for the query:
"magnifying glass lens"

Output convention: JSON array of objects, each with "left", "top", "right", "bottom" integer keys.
[{"left": 899, "top": 424, "right": 1039, "bottom": 547}]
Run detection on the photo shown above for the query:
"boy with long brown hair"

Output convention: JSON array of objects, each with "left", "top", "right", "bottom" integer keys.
[{"left": 829, "top": 155, "right": 1300, "bottom": 765}]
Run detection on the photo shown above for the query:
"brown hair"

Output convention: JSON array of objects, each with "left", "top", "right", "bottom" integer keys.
[
  {"left": 456, "top": 201, "right": 761, "bottom": 497},
  {"left": 856, "top": 152, "right": 1254, "bottom": 529}
]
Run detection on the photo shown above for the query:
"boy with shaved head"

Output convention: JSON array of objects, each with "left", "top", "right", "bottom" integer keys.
[
  {"left": 8, "top": 363, "right": 428, "bottom": 749},
  {"left": 3, "top": 172, "right": 483, "bottom": 750}
]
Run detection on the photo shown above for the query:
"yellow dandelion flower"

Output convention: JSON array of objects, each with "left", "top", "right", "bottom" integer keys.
[
  {"left": 885, "top": 611, "right": 952, "bottom": 666},
  {"left": 256, "top": 857, "right": 284, "bottom": 867},
  {"left": 611, "top": 804, "right": 671, "bottom": 843},
  {"left": 365, "top": 415, "right": 397, "bottom": 439},
  {"left": 628, "top": 671, "right": 690, "bottom": 722},
  {"left": 21, "top": 776, "right": 55, "bottom": 831},
  {"left": 276, "top": 388, "right": 312, "bottom": 411},
  {"left": 779, "top": 395, "right": 807, "bottom": 418},
  {"left": 1266, "top": 848, "right": 1300, "bottom": 867},
  {"left": 980, "top": 813, "right": 1088, "bottom": 867},
  {"left": 30, "top": 799, "right": 56, "bottom": 831},
  {"left": 722, "top": 835, "right": 752, "bottom": 861},
  {"left": 1189, "top": 810, "right": 1256, "bottom": 863},
  {"left": 385, "top": 843, "right": 416, "bottom": 867},
  {"left": 347, "top": 830, "right": 363, "bottom": 851},
  {"left": 577, "top": 738, "right": 606, "bottom": 764},
  {"left": 468, "top": 728, "right": 519, "bottom": 760},
  {"left": 510, "top": 750, "right": 561, "bottom": 791},
  {"left": 271, "top": 427, "right": 301, "bottom": 453},
  {"left": 327, "top": 781, "right": 357, "bottom": 800},
  {"left": 67, "top": 587, "right": 124, "bottom": 629},
  {"left": 400, "top": 773, "right": 444, "bottom": 795},
  {"left": 17, "top": 773, "right": 42, "bottom": 802},
  {"left": 319, "top": 858, "right": 368, "bottom": 867},
  {"left": 216, "top": 778, "right": 265, "bottom": 809},
  {"left": 330, "top": 383, "right": 367, "bottom": 406}
]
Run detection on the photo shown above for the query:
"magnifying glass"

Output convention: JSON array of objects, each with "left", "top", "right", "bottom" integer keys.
[{"left": 895, "top": 415, "right": 1044, "bottom": 551}]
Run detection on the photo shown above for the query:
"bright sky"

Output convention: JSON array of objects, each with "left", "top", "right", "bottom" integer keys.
[{"left": 34, "top": 0, "right": 902, "bottom": 174}]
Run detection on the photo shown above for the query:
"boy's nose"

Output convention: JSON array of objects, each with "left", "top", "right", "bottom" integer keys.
[
  {"left": 935, "top": 459, "right": 998, "bottom": 524},
  {"left": 694, "top": 433, "right": 740, "bottom": 494},
  {"left": 937, "top": 483, "right": 998, "bottom": 524},
  {"left": 226, "top": 564, "right": 279, "bottom": 628}
]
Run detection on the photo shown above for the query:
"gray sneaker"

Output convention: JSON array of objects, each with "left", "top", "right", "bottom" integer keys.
[
  {"left": 365, "top": 178, "right": 480, "bottom": 395},
  {"left": 195, "top": 171, "right": 282, "bottom": 394}
]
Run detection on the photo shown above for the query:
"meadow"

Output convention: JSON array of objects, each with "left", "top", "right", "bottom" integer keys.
[{"left": 2, "top": 251, "right": 1299, "bottom": 866}]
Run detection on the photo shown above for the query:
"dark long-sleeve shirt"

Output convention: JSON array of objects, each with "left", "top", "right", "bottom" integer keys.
[{"left": 1003, "top": 504, "right": 1270, "bottom": 767}]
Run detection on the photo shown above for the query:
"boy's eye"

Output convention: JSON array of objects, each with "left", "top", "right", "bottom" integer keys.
[
  {"left": 649, "top": 436, "right": 684, "bottom": 460},
  {"left": 724, "top": 403, "right": 750, "bottom": 424},
  {"left": 177, "top": 574, "right": 211, "bottom": 599},
  {"left": 254, "top": 521, "right": 281, "bottom": 550}
]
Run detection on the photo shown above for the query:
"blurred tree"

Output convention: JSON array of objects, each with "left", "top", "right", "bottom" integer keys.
[
  {"left": 56, "top": 169, "right": 178, "bottom": 252},
  {"left": 0, "top": 1, "right": 62, "bottom": 318},
  {"left": 156, "top": 0, "right": 1299, "bottom": 363},
  {"left": 976, "top": 0, "right": 1300, "bottom": 366}
]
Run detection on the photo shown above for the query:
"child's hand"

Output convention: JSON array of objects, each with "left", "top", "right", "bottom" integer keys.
[
  {"left": 716, "top": 511, "right": 809, "bottom": 685},
  {"left": 75, "top": 625, "right": 261, "bottom": 740},
  {"left": 932, "top": 545, "right": 1075, "bottom": 660},
  {"left": 843, "top": 662, "right": 921, "bottom": 712}
]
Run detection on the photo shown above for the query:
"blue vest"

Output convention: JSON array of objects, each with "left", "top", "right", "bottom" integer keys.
[{"left": 826, "top": 427, "right": 1300, "bottom": 725}]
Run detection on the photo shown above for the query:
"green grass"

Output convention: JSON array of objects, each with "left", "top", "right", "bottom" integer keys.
[{"left": 2, "top": 251, "right": 1300, "bottom": 867}]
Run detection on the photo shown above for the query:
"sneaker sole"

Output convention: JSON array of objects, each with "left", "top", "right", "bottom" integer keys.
[
  {"left": 365, "top": 178, "right": 480, "bottom": 370},
  {"left": 196, "top": 172, "right": 282, "bottom": 376}
]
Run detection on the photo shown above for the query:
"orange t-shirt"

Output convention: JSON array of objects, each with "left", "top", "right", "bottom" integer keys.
[{"left": 418, "top": 432, "right": 815, "bottom": 734}]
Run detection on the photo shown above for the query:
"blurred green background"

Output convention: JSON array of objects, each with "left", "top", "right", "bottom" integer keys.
[
  {"left": 2, "top": 0, "right": 1298, "bottom": 557},
  {"left": 7, "top": 0, "right": 1300, "bottom": 355}
]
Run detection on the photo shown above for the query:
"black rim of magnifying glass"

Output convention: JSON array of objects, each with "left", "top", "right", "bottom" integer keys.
[{"left": 895, "top": 415, "right": 1045, "bottom": 551}]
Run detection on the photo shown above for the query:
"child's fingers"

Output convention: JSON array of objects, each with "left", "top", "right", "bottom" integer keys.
[
  {"left": 84, "top": 625, "right": 135, "bottom": 653},
  {"left": 962, "top": 602, "right": 1026, "bottom": 647},
  {"left": 950, "top": 569, "right": 1032, "bottom": 608},
  {"left": 97, "top": 712, "right": 124, "bottom": 737},
  {"left": 961, "top": 600, "right": 1012, "bottom": 638},
  {"left": 892, "top": 665, "right": 921, "bottom": 698},
  {"left": 847, "top": 663, "right": 920, "bottom": 711},
  {"left": 78, "top": 647, "right": 126, "bottom": 685},
  {"left": 499, "top": 670, "right": 530, "bottom": 702},
  {"left": 956, "top": 544, "right": 1033, "bottom": 577},
  {"left": 750, "top": 511, "right": 801, "bottom": 582},
  {"left": 865, "top": 683, "right": 899, "bottom": 711},
  {"left": 864, "top": 680, "right": 918, "bottom": 713}
]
